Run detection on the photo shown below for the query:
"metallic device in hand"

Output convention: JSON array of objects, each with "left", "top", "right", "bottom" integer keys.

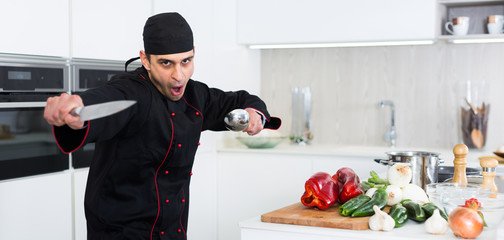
[
  {"left": 224, "top": 109, "right": 249, "bottom": 131},
  {"left": 71, "top": 100, "right": 137, "bottom": 121}
]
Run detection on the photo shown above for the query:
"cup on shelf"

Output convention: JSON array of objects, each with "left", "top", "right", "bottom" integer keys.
[
  {"left": 487, "top": 15, "right": 504, "bottom": 34},
  {"left": 445, "top": 16, "right": 470, "bottom": 36}
]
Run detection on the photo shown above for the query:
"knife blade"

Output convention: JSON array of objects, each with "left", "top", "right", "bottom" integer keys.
[{"left": 71, "top": 100, "right": 137, "bottom": 121}]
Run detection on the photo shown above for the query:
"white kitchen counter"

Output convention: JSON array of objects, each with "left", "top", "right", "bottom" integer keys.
[
  {"left": 217, "top": 141, "right": 503, "bottom": 240},
  {"left": 240, "top": 216, "right": 504, "bottom": 240},
  {"left": 218, "top": 141, "right": 498, "bottom": 168}
]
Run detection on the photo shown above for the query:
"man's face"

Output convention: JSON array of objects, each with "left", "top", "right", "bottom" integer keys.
[{"left": 140, "top": 49, "right": 195, "bottom": 101}]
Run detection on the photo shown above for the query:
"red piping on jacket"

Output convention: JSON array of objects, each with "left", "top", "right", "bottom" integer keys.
[
  {"left": 53, "top": 121, "right": 90, "bottom": 154},
  {"left": 139, "top": 73, "right": 146, "bottom": 80},
  {"left": 150, "top": 118, "right": 174, "bottom": 240},
  {"left": 180, "top": 188, "right": 187, "bottom": 239},
  {"left": 182, "top": 97, "right": 204, "bottom": 129}
]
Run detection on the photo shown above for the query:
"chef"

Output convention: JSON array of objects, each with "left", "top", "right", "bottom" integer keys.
[{"left": 44, "top": 12, "right": 281, "bottom": 240}]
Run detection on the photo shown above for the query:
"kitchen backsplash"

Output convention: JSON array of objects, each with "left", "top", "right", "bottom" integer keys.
[{"left": 260, "top": 42, "right": 504, "bottom": 150}]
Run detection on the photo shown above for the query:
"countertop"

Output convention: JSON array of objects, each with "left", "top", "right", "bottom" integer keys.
[
  {"left": 240, "top": 216, "right": 504, "bottom": 240},
  {"left": 218, "top": 141, "right": 500, "bottom": 168}
]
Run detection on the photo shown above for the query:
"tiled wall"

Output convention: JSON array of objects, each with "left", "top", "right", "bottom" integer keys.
[{"left": 260, "top": 42, "right": 504, "bottom": 150}]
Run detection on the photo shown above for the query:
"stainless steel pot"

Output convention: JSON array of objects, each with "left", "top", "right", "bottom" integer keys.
[{"left": 375, "top": 151, "right": 444, "bottom": 190}]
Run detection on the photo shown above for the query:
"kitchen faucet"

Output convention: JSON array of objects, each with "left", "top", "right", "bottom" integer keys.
[{"left": 379, "top": 100, "right": 396, "bottom": 148}]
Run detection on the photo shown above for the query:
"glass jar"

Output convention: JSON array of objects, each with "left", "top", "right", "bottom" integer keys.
[{"left": 459, "top": 80, "right": 489, "bottom": 150}]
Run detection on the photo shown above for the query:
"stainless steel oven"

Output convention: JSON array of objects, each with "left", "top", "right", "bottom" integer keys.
[
  {"left": 0, "top": 53, "right": 69, "bottom": 102},
  {"left": 70, "top": 58, "right": 141, "bottom": 168},
  {"left": 71, "top": 58, "right": 141, "bottom": 92},
  {"left": 0, "top": 103, "right": 68, "bottom": 180},
  {"left": 0, "top": 54, "right": 70, "bottom": 180}
]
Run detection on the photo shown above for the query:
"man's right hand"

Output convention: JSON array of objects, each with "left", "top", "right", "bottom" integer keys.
[{"left": 44, "top": 93, "right": 85, "bottom": 130}]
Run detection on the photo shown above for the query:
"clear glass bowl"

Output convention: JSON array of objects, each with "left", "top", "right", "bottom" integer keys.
[
  {"left": 426, "top": 183, "right": 504, "bottom": 230},
  {"left": 426, "top": 183, "right": 491, "bottom": 215}
]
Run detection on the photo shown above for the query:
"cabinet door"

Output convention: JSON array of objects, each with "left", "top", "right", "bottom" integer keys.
[
  {"left": 237, "top": 0, "right": 436, "bottom": 45},
  {"left": 188, "top": 149, "right": 218, "bottom": 240},
  {"left": 74, "top": 168, "right": 89, "bottom": 240},
  {"left": 0, "top": 172, "right": 72, "bottom": 240},
  {"left": 217, "top": 152, "right": 312, "bottom": 240},
  {"left": 71, "top": 0, "right": 152, "bottom": 61},
  {"left": 0, "top": 0, "right": 70, "bottom": 57}
]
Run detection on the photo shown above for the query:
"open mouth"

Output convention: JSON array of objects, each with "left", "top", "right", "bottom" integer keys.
[{"left": 172, "top": 86, "right": 182, "bottom": 95}]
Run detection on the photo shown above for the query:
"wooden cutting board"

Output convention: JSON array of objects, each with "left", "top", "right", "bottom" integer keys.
[{"left": 261, "top": 202, "right": 385, "bottom": 230}]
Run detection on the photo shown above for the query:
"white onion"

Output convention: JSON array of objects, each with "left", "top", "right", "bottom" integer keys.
[
  {"left": 387, "top": 163, "right": 412, "bottom": 187},
  {"left": 401, "top": 183, "right": 429, "bottom": 204},
  {"left": 385, "top": 185, "right": 403, "bottom": 206},
  {"left": 366, "top": 188, "right": 378, "bottom": 198}
]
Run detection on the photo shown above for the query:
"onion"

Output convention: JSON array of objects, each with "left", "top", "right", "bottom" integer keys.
[
  {"left": 366, "top": 188, "right": 377, "bottom": 198},
  {"left": 401, "top": 183, "right": 429, "bottom": 204},
  {"left": 385, "top": 185, "right": 402, "bottom": 206},
  {"left": 448, "top": 207, "right": 484, "bottom": 239},
  {"left": 387, "top": 163, "right": 412, "bottom": 187}
]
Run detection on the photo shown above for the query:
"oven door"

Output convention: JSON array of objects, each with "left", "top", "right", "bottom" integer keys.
[
  {"left": 0, "top": 103, "right": 68, "bottom": 180},
  {"left": 71, "top": 58, "right": 141, "bottom": 92}
]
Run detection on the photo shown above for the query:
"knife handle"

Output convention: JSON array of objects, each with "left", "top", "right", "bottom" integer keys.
[{"left": 70, "top": 107, "right": 83, "bottom": 116}]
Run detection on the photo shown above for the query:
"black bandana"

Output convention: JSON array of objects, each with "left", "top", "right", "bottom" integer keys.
[{"left": 143, "top": 12, "right": 194, "bottom": 55}]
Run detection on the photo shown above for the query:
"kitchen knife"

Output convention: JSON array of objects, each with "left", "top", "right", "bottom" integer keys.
[{"left": 70, "top": 100, "right": 137, "bottom": 121}]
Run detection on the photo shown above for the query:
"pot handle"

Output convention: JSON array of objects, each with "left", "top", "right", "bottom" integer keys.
[{"left": 374, "top": 158, "right": 393, "bottom": 166}]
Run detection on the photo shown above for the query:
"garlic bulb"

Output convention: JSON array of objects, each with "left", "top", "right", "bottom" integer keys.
[
  {"left": 425, "top": 209, "right": 448, "bottom": 235},
  {"left": 387, "top": 163, "right": 412, "bottom": 187},
  {"left": 369, "top": 205, "right": 395, "bottom": 231}
]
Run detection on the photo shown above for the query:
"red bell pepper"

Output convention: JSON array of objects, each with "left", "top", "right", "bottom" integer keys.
[
  {"left": 332, "top": 167, "right": 364, "bottom": 204},
  {"left": 300, "top": 172, "right": 339, "bottom": 210}
]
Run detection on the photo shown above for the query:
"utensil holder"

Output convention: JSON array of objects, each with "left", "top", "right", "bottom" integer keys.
[
  {"left": 459, "top": 81, "right": 489, "bottom": 150},
  {"left": 290, "top": 87, "right": 312, "bottom": 144}
]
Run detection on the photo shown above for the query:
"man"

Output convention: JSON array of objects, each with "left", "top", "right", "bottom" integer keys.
[{"left": 44, "top": 12, "right": 280, "bottom": 240}]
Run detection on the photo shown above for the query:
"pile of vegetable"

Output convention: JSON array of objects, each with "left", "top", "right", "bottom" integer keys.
[{"left": 300, "top": 164, "right": 488, "bottom": 237}]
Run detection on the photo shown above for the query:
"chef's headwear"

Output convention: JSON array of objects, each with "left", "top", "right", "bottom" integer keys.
[{"left": 143, "top": 12, "right": 194, "bottom": 55}]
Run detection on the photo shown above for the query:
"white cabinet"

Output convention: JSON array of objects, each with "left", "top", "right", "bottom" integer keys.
[
  {"left": 74, "top": 168, "right": 89, "bottom": 240},
  {"left": 0, "top": 172, "right": 73, "bottom": 240},
  {"left": 71, "top": 0, "right": 152, "bottom": 60},
  {"left": 237, "top": 0, "right": 436, "bottom": 45},
  {"left": 216, "top": 146, "right": 389, "bottom": 240},
  {"left": 217, "top": 151, "right": 312, "bottom": 240},
  {"left": 0, "top": 0, "right": 70, "bottom": 57}
]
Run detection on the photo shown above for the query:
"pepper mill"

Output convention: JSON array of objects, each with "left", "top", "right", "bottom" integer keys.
[
  {"left": 479, "top": 157, "right": 499, "bottom": 197},
  {"left": 452, "top": 144, "right": 468, "bottom": 184}
]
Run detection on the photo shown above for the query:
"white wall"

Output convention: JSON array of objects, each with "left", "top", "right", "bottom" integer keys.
[{"left": 260, "top": 42, "right": 504, "bottom": 151}]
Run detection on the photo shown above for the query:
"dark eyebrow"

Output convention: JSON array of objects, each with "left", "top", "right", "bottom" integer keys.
[
  {"left": 157, "top": 58, "right": 174, "bottom": 64},
  {"left": 183, "top": 56, "right": 194, "bottom": 62},
  {"left": 157, "top": 56, "right": 193, "bottom": 64}
]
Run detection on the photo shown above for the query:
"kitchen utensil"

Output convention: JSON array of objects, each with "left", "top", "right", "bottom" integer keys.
[
  {"left": 70, "top": 100, "right": 137, "bottom": 121},
  {"left": 494, "top": 152, "right": 504, "bottom": 159},
  {"left": 224, "top": 109, "right": 249, "bottom": 131},
  {"left": 471, "top": 128, "right": 484, "bottom": 149},
  {"left": 479, "top": 156, "right": 499, "bottom": 195},
  {"left": 374, "top": 151, "right": 443, "bottom": 190},
  {"left": 464, "top": 98, "right": 484, "bottom": 149},
  {"left": 261, "top": 202, "right": 386, "bottom": 230},
  {"left": 452, "top": 144, "right": 468, "bottom": 184}
]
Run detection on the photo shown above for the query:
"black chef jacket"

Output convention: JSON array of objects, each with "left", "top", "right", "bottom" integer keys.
[{"left": 53, "top": 66, "right": 280, "bottom": 240}]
